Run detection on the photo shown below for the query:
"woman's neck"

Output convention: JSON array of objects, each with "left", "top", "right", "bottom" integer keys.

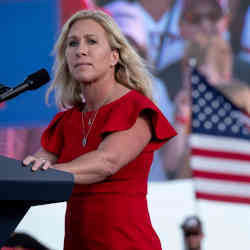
[
  {"left": 80, "top": 70, "right": 117, "bottom": 111},
  {"left": 82, "top": 83, "right": 114, "bottom": 111}
]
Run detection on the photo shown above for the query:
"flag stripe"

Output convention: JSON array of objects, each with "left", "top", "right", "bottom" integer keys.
[
  {"left": 192, "top": 147, "right": 250, "bottom": 161},
  {"left": 190, "top": 134, "right": 250, "bottom": 154},
  {"left": 194, "top": 178, "right": 250, "bottom": 197},
  {"left": 196, "top": 192, "right": 250, "bottom": 204},
  {"left": 193, "top": 170, "right": 250, "bottom": 183},
  {"left": 191, "top": 156, "right": 250, "bottom": 176}
]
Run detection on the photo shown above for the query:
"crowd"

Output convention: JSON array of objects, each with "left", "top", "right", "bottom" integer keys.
[{"left": 103, "top": 0, "right": 250, "bottom": 180}]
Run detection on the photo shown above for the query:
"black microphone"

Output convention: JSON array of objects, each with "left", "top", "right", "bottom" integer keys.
[
  {"left": 0, "top": 69, "right": 50, "bottom": 103},
  {"left": 0, "top": 83, "right": 11, "bottom": 95}
]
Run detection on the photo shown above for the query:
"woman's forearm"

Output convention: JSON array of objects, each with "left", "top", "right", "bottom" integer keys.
[{"left": 52, "top": 149, "right": 119, "bottom": 184}]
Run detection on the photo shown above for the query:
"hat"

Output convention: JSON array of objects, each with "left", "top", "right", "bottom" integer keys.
[
  {"left": 181, "top": 216, "right": 203, "bottom": 234},
  {"left": 105, "top": 1, "right": 147, "bottom": 47}
]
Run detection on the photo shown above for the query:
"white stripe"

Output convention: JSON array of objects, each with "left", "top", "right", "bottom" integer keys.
[
  {"left": 194, "top": 178, "right": 250, "bottom": 197},
  {"left": 191, "top": 157, "right": 250, "bottom": 176},
  {"left": 190, "top": 134, "right": 250, "bottom": 154}
]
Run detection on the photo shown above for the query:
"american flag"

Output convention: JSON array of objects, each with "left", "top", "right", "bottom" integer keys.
[{"left": 190, "top": 68, "right": 250, "bottom": 205}]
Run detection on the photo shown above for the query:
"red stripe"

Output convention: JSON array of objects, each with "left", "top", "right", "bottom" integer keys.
[
  {"left": 196, "top": 192, "right": 250, "bottom": 204},
  {"left": 193, "top": 170, "right": 250, "bottom": 183},
  {"left": 192, "top": 148, "right": 250, "bottom": 161}
]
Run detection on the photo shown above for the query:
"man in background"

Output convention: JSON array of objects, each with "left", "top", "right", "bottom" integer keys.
[{"left": 181, "top": 216, "right": 204, "bottom": 250}]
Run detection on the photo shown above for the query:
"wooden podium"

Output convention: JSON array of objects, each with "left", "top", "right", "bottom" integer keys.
[{"left": 0, "top": 155, "right": 74, "bottom": 247}]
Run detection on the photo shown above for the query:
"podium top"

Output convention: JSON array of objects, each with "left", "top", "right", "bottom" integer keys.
[{"left": 0, "top": 155, "right": 74, "bottom": 204}]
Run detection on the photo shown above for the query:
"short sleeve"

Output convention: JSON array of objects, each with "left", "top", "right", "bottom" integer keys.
[
  {"left": 41, "top": 111, "right": 65, "bottom": 156},
  {"left": 101, "top": 91, "right": 177, "bottom": 152}
]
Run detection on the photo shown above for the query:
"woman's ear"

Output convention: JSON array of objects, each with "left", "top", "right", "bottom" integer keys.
[{"left": 110, "top": 49, "right": 119, "bottom": 67}]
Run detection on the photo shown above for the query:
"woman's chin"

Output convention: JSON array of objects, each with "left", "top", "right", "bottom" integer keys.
[{"left": 75, "top": 75, "right": 95, "bottom": 84}]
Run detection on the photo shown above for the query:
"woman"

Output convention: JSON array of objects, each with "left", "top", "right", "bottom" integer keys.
[{"left": 23, "top": 10, "right": 176, "bottom": 250}]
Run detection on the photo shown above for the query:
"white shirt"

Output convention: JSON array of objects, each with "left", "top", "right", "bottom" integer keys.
[{"left": 132, "top": 0, "right": 185, "bottom": 70}]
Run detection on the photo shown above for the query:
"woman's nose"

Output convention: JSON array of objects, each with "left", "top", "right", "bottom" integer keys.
[{"left": 76, "top": 41, "right": 88, "bottom": 56}]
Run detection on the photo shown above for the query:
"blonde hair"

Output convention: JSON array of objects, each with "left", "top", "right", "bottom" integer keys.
[{"left": 46, "top": 9, "right": 153, "bottom": 109}]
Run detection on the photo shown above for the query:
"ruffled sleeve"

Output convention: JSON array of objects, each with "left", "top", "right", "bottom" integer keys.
[
  {"left": 41, "top": 111, "right": 65, "bottom": 156},
  {"left": 101, "top": 90, "right": 177, "bottom": 152}
]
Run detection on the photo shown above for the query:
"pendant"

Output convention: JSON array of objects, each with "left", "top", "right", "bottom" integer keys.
[
  {"left": 88, "top": 119, "right": 92, "bottom": 126},
  {"left": 82, "top": 137, "right": 87, "bottom": 146}
]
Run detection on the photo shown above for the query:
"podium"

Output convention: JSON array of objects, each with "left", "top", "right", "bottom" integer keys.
[{"left": 0, "top": 155, "right": 74, "bottom": 247}]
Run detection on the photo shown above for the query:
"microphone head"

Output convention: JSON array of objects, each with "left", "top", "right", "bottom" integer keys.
[{"left": 27, "top": 68, "right": 50, "bottom": 90}]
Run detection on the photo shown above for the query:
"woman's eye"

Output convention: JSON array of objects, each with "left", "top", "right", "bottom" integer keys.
[
  {"left": 88, "top": 39, "right": 97, "bottom": 45},
  {"left": 68, "top": 40, "right": 79, "bottom": 47}
]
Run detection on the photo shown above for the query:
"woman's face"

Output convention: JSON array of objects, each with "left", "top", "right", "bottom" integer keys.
[{"left": 65, "top": 18, "right": 118, "bottom": 84}]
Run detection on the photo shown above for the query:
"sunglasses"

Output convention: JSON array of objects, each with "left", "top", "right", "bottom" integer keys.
[{"left": 183, "top": 11, "right": 223, "bottom": 24}]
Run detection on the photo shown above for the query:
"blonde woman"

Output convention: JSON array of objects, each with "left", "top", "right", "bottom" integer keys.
[{"left": 22, "top": 10, "right": 176, "bottom": 250}]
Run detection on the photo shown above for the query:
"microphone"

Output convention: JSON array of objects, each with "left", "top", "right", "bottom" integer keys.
[
  {"left": 0, "top": 83, "right": 11, "bottom": 95},
  {"left": 0, "top": 68, "right": 50, "bottom": 103}
]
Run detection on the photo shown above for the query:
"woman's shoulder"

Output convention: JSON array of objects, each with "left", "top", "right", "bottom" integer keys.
[
  {"left": 105, "top": 89, "right": 156, "bottom": 112},
  {"left": 51, "top": 106, "right": 80, "bottom": 123}
]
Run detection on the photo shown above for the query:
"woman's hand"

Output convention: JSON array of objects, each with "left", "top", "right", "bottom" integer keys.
[{"left": 22, "top": 155, "right": 52, "bottom": 171}]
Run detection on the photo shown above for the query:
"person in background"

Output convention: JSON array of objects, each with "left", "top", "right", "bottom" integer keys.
[
  {"left": 160, "top": 0, "right": 250, "bottom": 179},
  {"left": 22, "top": 9, "right": 177, "bottom": 250},
  {"left": 158, "top": 0, "right": 230, "bottom": 102},
  {"left": 130, "top": 0, "right": 184, "bottom": 71},
  {"left": 181, "top": 216, "right": 204, "bottom": 250},
  {"left": 105, "top": 0, "right": 175, "bottom": 181},
  {"left": 165, "top": 34, "right": 234, "bottom": 178}
]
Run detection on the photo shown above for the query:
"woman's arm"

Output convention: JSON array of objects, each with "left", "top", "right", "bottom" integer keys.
[{"left": 25, "top": 113, "right": 152, "bottom": 184}]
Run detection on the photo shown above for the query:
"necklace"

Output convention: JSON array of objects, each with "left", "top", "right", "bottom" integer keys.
[
  {"left": 81, "top": 88, "right": 114, "bottom": 147},
  {"left": 81, "top": 109, "right": 99, "bottom": 146}
]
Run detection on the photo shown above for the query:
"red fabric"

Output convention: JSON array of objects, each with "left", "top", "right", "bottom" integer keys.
[{"left": 41, "top": 90, "right": 177, "bottom": 250}]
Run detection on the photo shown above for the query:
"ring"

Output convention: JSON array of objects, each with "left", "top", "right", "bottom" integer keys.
[{"left": 39, "top": 158, "right": 47, "bottom": 163}]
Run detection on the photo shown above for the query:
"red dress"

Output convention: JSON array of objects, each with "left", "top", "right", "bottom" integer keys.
[{"left": 41, "top": 90, "right": 177, "bottom": 250}]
